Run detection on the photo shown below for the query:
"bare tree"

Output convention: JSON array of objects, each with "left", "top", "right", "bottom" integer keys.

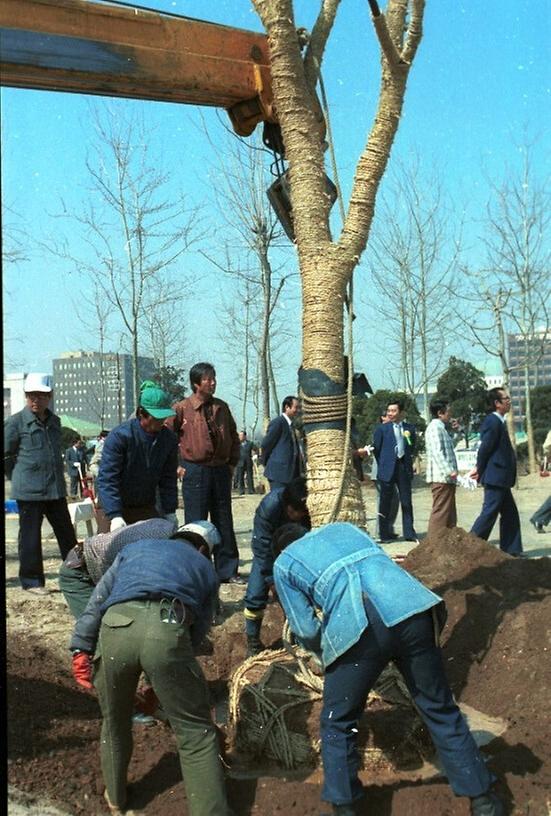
[
  {"left": 217, "top": 278, "right": 258, "bottom": 429},
  {"left": 252, "top": 0, "right": 426, "bottom": 523},
  {"left": 73, "top": 282, "right": 115, "bottom": 427},
  {"left": 202, "top": 129, "right": 296, "bottom": 429},
  {"left": 477, "top": 143, "right": 550, "bottom": 471},
  {"left": 463, "top": 284, "right": 518, "bottom": 445},
  {"left": 367, "top": 156, "right": 462, "bottom": 419},
  {"left": 47, "top": 105, "right": 199, "bottom": 406},
  {"left": 3, "top": 204, "right": 29, "bottom": 368}
]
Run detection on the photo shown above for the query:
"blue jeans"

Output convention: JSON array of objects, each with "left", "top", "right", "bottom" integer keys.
[
  {"left": 244, "top": 538, "right": 274, "bottom": 637},
  {"left": 182, "top": 461, "right": 239, "bottom": 580},
  {"left": 321, "top": 598, "right": 494, "bottom": 806},
  {"left": 471, "top": 485, "right": 522, "bottom": 555}
]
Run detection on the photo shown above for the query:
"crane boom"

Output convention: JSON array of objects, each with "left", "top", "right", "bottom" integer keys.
[{"left": 0, "top": 0, "right": 276, "bottom": 136}]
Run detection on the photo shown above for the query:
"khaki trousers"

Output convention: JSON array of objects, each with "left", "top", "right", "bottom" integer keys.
[
  {"left": 428, "top": 483, "right": 457, "bottom": 535},
  {"left": 93, "top": 600, "right": 229, "bottom": 815}
]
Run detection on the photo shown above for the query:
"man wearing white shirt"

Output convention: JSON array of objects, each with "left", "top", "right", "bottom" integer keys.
[{"left": 425, "top": 400, "right": 458, "bottom": 535}]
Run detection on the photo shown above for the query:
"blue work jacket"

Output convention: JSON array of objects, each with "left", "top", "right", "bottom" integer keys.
[
  {"left": 273, "top": 522, "right": 442, "bottom": 668},
  {"left": 97, "top": 418, "right": 178, "bottom": 518},
  {"left": 71, "top": 538, "right": 219, "bottom": 653}
]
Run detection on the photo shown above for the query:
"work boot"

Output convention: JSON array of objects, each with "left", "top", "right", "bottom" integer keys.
[
  {"left": 470, "top": 791, "right": 505, "bottom": 816},
  {"left": 246, "top": 635, "right": 266, "bottom": 657}
]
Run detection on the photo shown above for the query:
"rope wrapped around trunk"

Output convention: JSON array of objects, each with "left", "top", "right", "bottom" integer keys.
[{"left": 301, "top": 392, "right": 348, "bottom": 425}]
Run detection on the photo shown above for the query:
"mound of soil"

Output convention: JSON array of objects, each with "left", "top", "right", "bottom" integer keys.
[
  {"left": 403, "top": 528, "right": 551, "bottom": 812},
  {"left": 7, "top": 530, "right": 551, "bottom": 814}
]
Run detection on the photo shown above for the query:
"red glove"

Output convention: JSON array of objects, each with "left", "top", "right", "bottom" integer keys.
[{"left": 72, "top": 651, "right": 93, "bottom": 689}]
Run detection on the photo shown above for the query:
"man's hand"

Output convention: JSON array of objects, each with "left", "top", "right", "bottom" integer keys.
[
  {"left": 177, "top": 466, "right": 186, "bottom": 479},
  {"left": 450, "top": 471, "right": 458, "bottom": 481},
  {"left": 468, "top": 467, "right": 479, "bottom": 481},
  {"left": 110, "top": 516, "right": 126, "bottom": 532},
  {"left": 72, "top": 651, "right": 93, "bottom": 689}
]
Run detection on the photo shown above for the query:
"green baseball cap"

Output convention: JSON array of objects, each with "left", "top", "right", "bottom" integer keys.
[{"left": 139, "top": 383, "right": 176, "bottom": 419}]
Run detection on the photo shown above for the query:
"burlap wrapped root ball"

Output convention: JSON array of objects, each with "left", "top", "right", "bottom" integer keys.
[{"left": 228, "top": 638, "right": 435, "bottom": 772}]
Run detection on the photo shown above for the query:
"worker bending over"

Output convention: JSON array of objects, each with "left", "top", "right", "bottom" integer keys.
[
  {"left": 273, "top": 522, "right": 504, "bottom": 816},
  {"left": 243, "top": 477, "right": 310, "bottom": 655},
  {"left": 70, "top": 524, "right": 230, "bottom": 816}
]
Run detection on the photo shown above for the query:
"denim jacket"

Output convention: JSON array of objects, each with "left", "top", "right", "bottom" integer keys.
[{"left": 273, "top": 522, "right": 442, "bottom": 668}]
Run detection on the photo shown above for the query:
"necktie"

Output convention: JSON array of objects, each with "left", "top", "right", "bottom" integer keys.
[{"left": 394, "top": 423, "right": 405, "bottom": 458}]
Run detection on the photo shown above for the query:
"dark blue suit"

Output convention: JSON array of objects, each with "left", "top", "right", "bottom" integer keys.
[
  {"left": 261, "top": 415, "right": 299, "bottom": 489},
  {"left": 471, "top": 413, "right": 522, "bottom": 555},
  {"left": 373, "top": 421, "right": 416, "bottom": 540}
]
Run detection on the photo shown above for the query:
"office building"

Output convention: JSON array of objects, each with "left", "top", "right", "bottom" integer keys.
[
  {"left": 53, "top": 351, "right": 156, "bottom": 428},
  {"left": 508, "top": 331, "right": 551, "bottom": 425}
]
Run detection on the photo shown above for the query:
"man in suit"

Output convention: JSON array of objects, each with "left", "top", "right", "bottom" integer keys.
[
  {"left": 261, "top": 395, "right": 300, "bottom": 490},
  {"left": 373, "top": 399, "right": 417, "bottom": 543},
  {"left": 65, "top": 437, "right": 87, "bottom": 497},
  {"left": 234, "top": 430, "right": 255, "bottom": 495},
  {"left": 470, "top": 388, "right": 523, "bottom": 556}
]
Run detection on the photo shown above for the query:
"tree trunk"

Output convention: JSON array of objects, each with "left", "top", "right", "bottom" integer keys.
[{"left": 253, "top": 0, "right": 425, "bottom": 524}]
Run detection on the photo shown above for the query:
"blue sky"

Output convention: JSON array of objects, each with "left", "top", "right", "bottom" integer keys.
[{"left": 2, "top": 0, "right": 550, "bottom": 416}]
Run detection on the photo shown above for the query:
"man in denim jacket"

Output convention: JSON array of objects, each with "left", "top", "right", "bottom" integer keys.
[{"left": 273, "top": 523, "right": 504, "bottom": 816}]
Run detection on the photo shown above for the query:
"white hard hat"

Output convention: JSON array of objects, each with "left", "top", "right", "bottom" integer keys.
[
  {"left": 24, "top": 373, "right": 53, "bottom": 393},
  {"left": 173, "top": 521, "right": 221, "bottom": 555}
]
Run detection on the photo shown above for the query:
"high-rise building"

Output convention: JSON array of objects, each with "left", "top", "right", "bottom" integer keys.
[
  {"left": 52, "top": 351, "right": 156, "bottom": 428},
  {"left": 508, "top": 331, "right": 551, "bottom": 425}
]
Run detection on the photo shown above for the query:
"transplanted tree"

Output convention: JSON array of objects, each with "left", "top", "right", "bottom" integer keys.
[
  {"left": 435, "top": 357, "right": 487, "bottom": 448},
  {"left": 253, "top": 0, "right": 427, "bottom": 524}
]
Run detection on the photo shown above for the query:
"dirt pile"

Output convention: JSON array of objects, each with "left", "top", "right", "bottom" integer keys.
[{"left": 403, "top": 528, "right": 551, "bottom": 811}]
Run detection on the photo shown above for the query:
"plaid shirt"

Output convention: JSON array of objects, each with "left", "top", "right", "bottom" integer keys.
[{"left": 425, "top": 419, "right": 457, "bottom": 484}]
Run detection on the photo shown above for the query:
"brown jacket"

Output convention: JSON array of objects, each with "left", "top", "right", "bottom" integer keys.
[{"left": 170, "top": 394, "right": 240, "bottom": 468}]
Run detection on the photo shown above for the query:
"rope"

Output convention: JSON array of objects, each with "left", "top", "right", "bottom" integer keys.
[
  {"left": 229, "top": 615, "right": 431, "bottom": 771},
  {"left": 301, "top": 392, "right": 348, "bottom": 425}
]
